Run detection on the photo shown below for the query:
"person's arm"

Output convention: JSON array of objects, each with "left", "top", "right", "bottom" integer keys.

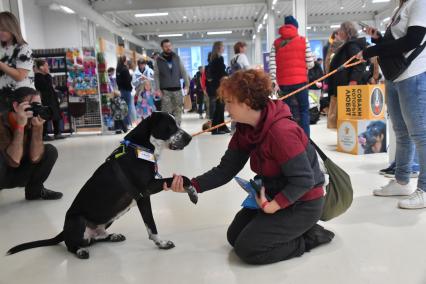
[
  {"left": 363, "top": 26, "right": 426, "bottom": 59},
  {"left": 132, "top": 70, "right": 142, "bottom": 89},
  {"left": 4, "top": 102, "right": 31, "bottom": 167},
  {"left": 0, "top": 44, "right": 32, "bottom": 82},
  {"left": 269, "top": 45, "right": 278, "bottom": 86},
  {"left": 191, "top": 148, "right": 250, "bottom": 193},
  {"left": 305, "top": 38, "right": 315, "bottom": 70},
  {"left": 0, "top": 64, "right": 28, "bottom": 82},
  {"left": 268, "top": 131, "right": 316, "bottom": 209},
  {"left": 239, "top": 54, "right": 251, "bottom": 70},
  {"left": 29, "top": 117, "right": 45, "bottom": 163},
  {"left": 347, "top": 42, "right": 366, "bottom": 84},
  {"left": 178, "top": 58, "right": 190, "bottom": 92}
]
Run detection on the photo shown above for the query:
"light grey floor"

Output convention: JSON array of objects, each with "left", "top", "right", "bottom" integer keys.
[{"left": 0, "top": 114, "right": 425, "bottom": 284}]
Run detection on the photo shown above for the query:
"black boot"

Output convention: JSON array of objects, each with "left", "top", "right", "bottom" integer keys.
[
  {"left": 303, "top": 224, "right": 334, "bottom": 252},
  {"left": 26, "top": 187, "right": 63, "bottom": 200}
]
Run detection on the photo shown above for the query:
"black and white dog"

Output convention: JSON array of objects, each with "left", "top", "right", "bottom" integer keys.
[{"left": 7, "top": 112, "right": 197, "bottom": 259}]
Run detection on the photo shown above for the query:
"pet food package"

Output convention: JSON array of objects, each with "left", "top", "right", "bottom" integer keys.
[
  {"left": 337, "top": 119, "right": 387, "bottom": 155},
  {"left": 337, "top": 84, "right": 385, "bottom": 120}
]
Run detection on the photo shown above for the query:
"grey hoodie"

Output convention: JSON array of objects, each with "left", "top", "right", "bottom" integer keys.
[{"left": 154, "top": 52, "right": 189, "bottom": 91}]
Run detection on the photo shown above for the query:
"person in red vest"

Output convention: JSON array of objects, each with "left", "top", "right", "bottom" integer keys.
[{"left": 269, "top": 16, "right": 315, "bottom": 137}]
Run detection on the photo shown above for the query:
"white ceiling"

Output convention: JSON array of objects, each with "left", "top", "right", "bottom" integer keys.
[{"left": 88, "top": 0, "right": 396, "bottom": 44}]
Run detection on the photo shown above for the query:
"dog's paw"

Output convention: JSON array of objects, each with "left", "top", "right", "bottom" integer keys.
[
  {"left": 185, "top": 185, "right": 198, "bottom": 204},
  {"left": 156, "top": 240, "right": 175, "bottom": 250},
  {"left": 76, "top": 248, "right": 90, "bottom": 259},
  {"left": 108, "top": 234, "right": 126, "bottom": 242}
]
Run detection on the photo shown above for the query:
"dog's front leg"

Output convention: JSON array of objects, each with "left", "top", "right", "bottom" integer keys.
[
  {"left": 146, "top": 177, "right": 198, "bottom": 204},
  {"left": 136, "top": 197, "right": 175, "bottom": 250}
]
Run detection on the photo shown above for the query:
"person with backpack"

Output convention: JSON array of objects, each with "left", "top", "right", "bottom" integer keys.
[
  {"left": 269, "top": 16, "right": 315, "bottom": 137},
  {"left": 164, "top": 69, "right": 334, "bottom": 265}
]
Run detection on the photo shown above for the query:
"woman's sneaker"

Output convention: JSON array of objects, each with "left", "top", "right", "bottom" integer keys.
[
  {"left": 379, "top": 165, "right": 395, "bottom": 175},
  {"left": 373, "top": 180, "right": 416, "bottom": 196},
  {"left": 398, "top": 189, "right": 426, "bottom": 209}
]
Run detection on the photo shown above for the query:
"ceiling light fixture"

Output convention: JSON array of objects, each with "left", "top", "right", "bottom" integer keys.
[
  {"left": 253, "top": 34, "right": 256, "bottom": 40},
  {"left": 158, "top": 33, "right": 183, "bottom": 37},
  {"left": 135, "top": 12, "right": 169, "bottom": 17},
  {"left": 183, "top": 16, "right": 187, "bottom": 19},
  {"left": 60, "top": 5, "right": 75, "bottom": 14},
  {"left": 330, "top": 24, "right": 340, "bottom": 29},
  {"left": 207, "top": 31, "right": 233, "bottom": 35},
  {"left": 372, "top": 0, "right": 390, "bottom": 3},
  {"left": 382, "top": 17, "right": 391, "bottom": 22},
  {"left": 361, "top": 0, "right": 366, "bottom": 8},
  {"left": 307, "top": 26, "right": 312, "bottom": 30}
]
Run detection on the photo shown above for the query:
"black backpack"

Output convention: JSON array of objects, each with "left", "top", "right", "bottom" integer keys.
[{"left": 229, "top": 55, "right": 242, "bottom": 75}]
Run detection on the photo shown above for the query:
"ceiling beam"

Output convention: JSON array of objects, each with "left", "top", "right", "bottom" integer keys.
[
  {"left": 132, "top": 20, "right": 255, "bottom": 35},
  {"left": 91, "top": 0, "right": 264, "bottom": 13}
]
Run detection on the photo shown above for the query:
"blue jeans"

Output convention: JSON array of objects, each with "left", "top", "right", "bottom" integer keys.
[
  {"left": 386, "top": 72, "right": 426, "bottom": 191},
  {"left": 279, "top": 83, "right": 310, "bottom": 137},
  {"left": 120, "top": 89, "right": 133, "bottom": 126}
]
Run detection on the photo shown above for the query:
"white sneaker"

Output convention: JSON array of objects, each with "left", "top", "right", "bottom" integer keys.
[
  {"left": 398, "top": 189, "right": 426, "bottom": 209},
  {"left": 373, "top": 180, "right": 416, "bottom": 196}
]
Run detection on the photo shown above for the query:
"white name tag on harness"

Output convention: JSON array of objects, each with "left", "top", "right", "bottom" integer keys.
[{"left": 137, "top": 149, "right": 156, "bottom": 163}]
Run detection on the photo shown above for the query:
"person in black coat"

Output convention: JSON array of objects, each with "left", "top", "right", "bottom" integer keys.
[
  {"left": 327, "top": 21, "right": 368, "bottom": 128},
  {"left": 116, "top": 56, "right": 134, "bottom": 127},
  {"left": 208, "top": 41, "right": 230, "bottom": 135},
  {"left": 34, "top": 59, "right": 64, "bottom": 140}
]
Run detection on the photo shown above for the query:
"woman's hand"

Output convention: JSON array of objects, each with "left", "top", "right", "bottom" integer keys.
[
  {"left": 31, "top": 116, "right": 45, "bottom": 128},
  {"left": 364, "top": 26, "right": 380, "bottom": 39},
  {"left": 163, "top": 174, "right": 186, "bottom": 193},
  {"left": 12, "top": 101, "right": 32, "bottom": 127},
  {"left": 255, "top": 187, "right": 281, "bottom": 214}
]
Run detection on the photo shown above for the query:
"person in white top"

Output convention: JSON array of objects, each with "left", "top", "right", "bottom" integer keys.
[
  {"left": 0, "top": 12, "right": 34, "bottom": 112},
  {"left": 359, "top": 0, "right": 426, "bottom": 209},
  {"left": 230, "top": 41, "right": 251, "bottom": 72}
]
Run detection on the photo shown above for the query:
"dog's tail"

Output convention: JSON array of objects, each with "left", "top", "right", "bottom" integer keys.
[{"left": 6, "top": 231, "right": 64, "bottom": 255}]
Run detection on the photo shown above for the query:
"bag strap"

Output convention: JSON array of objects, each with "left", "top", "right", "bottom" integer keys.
[
  {"left": 309, "top": 138, "right": 328, "bottom": 162},
  {"left": 407, "top": 40, "right": 426, "bottom": 64}
]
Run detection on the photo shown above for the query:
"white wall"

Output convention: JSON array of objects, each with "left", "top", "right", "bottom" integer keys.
[
  {"left": 19, "top": 0, "right": 45, "bottom": 49},
  {"left": 41, "top": 9, "right": 82, "bottom": 49}
]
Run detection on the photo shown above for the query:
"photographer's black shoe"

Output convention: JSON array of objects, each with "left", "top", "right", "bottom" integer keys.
[
  {"left": 54, "top": 134, "right": 66, "bottom": 139},
  {"left": 303, "top": 224, "right": 335, "bottom": 252},
  {"left": 43, "top": 135, "right": 54, "bottom": 141},
  {"left": 26, "top": 188, "right": 63, "bottom": 200}
]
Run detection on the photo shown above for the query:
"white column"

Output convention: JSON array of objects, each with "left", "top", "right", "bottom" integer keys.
[
  {"left": 266, "top": 0, "right": 276, "bottom": 50},
  {"left": 254, "top": 33, "right": 262, "bottom": 65},
  {"left": 292, "top": 0, "right": 307, "bottom": 37}
]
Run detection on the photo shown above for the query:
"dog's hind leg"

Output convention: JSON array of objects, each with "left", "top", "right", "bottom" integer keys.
[
  {"left": 136, "top": 196, "right": 175, "bottom": 249},
  {"left": 92, "top": 224, "right": 126, "bottom": 243},
  {"left": 63, "top": 215, "right": 91, "bottom": 259}
]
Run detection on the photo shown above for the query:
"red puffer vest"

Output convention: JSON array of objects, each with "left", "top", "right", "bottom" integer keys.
[{"left": 274, "top": 25, "right": 307, "bottom": 86}]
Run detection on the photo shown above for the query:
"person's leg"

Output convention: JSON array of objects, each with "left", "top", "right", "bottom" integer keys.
[
  {"left": 412, "top": 147, "right": 420, "bottom": 172},
  {"left": 120, "top": 90, "right": 131, "bottom": 126},
  {"left": 208, "top": 96, "right": 216, "bottom": 121},
  {"left": 233, "top": 198, "right": 328, "bottom": 265},
  {"left": 160, "top": 90, "right": 173, "bottom": 116},
  {"left": 227, "top": 208, "right": 258, "bottom": 247},
  {"left": 327, "top": 95, "right": 337, "bottom": 129},
  {"left": 280, "top": 85, "right": 299, "bottom": 122},
  {"left": 170, "top": 90, "right": 183, "bottom": 125},
  {"left": 197, "top": 92, "right": 204, "bottom": 117},
  {"left": 204, "top": 93, "right": 210, "bottom": 119},
  {"left": 24, "top": 144, "right": 61, "bottom": 199},
  {"left": 296, "top": 88, "right": 310, "bottom": 137},
  {"left": 395, "top": 72, "right": 426, "bottom": 208},
  {"left": 52, "top": 120, "right": 61, "bottom": 136}
]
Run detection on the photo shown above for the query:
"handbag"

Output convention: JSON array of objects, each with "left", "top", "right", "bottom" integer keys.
[
  {"left": 310, "top": 139, "right": 354, "bottom": 221},
  {"left": 378, "top": 26, "right": 426, "bottom": 81}
]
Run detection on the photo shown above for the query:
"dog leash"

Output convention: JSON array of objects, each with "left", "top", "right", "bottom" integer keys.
[{"left": 191, "top": 56, "right": 364, "bottom": 137}]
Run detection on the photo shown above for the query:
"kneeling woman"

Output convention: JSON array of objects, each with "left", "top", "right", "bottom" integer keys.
[{"left": 166, "top": 70, "right": 334, "bottom": 265}]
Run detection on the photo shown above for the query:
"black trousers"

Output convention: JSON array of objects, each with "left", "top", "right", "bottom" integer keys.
[
  {"left": 43, "top": 119, "right": 62, "bottom": 136},
  {"left": 0, "top": 144, "right": 58, "bottom": 198},
  {"left": 196, "top": 91, "right": 204, "bottom": 115},
  {"left": 211, "top": 98, "right": 228, "bottom": 131},
  {"left": 227, "top": 197, "right": 324, "bottom": 265},
  {"left": 114, "top": 120, "right": 128, "bottom": 132}
]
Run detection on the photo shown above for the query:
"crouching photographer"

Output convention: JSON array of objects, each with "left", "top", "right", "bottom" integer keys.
[{"left": 0, "top": 87, "right": 62, "bottom": 200}]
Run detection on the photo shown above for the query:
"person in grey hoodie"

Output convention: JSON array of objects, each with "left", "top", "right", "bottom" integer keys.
[{"left": 154, "top": 39, "right": 189, "bottom": 125}]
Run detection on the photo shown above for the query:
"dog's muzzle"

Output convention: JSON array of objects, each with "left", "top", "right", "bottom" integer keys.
[{"left": 169, "top": 129, "right": 192, "bottom": 150}]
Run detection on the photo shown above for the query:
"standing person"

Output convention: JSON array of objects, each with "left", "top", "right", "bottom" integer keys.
[
  {"left": 116, "top": 56, "right": 133, "bottom": 128},
  {"left": 165, "top": 70, "right": 333, "bottom": 265},
  {"left": 229, "top": 41, "right": 251, "bottom": 72},
  {"left": 107, "top": 67, "right": 118, "bottom": 93},
  {"left": 269, "top": 16, "right": 315, "bottom": 137},
  {"left": 154, "top": 39, "right": 189, "bottom": 125},
  {"left": 0, "top": 11, "right": 34, "bottom": 112},
  {"left": 308, "top": 58, "right": 325, "bottom": 109},
  {"left": 327, "top": 22, "right": 367, "bottom": 129},
  {"left": 0, "top": 87, "right": 62, "bottom": 200},
  {"left": 110, "top": 91, "right": 128, "bottom": 134},
  {"left": 135, "top": 80, "right": 156, "bottom": 119},
  {"left": 208, "top": 41, "right": 230, "bottom": 135},
  {"left": 33, "top": 59, "right": 65, "bottom": 141},
  {"left": 359, "top": 0, "right": 426, "bottom": 209},
  {"left": 150, "top": 51, "right": 161, "bottom": 111},
  {"left": 194, "top": 66, "right": 205, "bottom": 119},
  {"left": 132, "top": 58, "right": 154, "bottom": 115}
]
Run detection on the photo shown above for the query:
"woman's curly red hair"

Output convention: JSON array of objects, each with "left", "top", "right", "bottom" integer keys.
[{"left": 218, "top": 69, "right": 272, "bottom": 110}]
